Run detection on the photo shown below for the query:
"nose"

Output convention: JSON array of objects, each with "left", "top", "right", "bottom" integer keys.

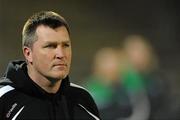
[{"left": 55, "top": 46, "right": 65, "bottom": 59}]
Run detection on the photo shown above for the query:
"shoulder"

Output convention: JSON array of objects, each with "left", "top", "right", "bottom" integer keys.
[
  {"left": 0, "top": 85, "right": 15, "bottom": 99},
  {"left": 0, "top": 77, "right": 14, "bottom": 99},
  {"left": 68, "top": 83, "right": 94, "bottom": 101},
  {"left": 0, "top": 85, "right": 16, "bottom": 117},
  {"left": 67, "top": 83, "right": 100, "bottom": 117}
]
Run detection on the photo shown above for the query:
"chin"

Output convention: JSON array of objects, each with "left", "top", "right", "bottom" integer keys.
[
  {"left": 49, "top": 70, "right": 69, "bottom": 79},
  {"left": 54, "top": 74, "right": 67, "bottom": 80}
]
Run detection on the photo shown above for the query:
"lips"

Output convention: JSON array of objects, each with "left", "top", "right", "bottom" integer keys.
[
  {"left": 53, "top": 62, "right": 67, "bottom": 68},
  {"left": 54, "top": 63, "right": 67, "bottom": 66}
]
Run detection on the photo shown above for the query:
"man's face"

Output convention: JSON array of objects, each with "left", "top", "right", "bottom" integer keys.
[{"left": 25, "top": 25, "right": 71, "bottom": 81}]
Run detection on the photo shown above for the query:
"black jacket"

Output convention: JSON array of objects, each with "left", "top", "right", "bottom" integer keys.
[{"left": 0, "top": 60, "right": 100, "bottom": 120}]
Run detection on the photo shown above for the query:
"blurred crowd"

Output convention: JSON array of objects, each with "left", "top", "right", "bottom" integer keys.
[{"left": 80, "top": 34, "right": 179, "bottom": 120}]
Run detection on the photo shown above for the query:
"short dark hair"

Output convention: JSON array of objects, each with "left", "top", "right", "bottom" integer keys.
[{"left": 22, "top": 11, "right": 70, "bottom": 48}]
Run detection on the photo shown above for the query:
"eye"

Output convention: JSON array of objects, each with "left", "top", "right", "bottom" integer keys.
[{"left": 63, "top": 43, "right": 70, "bottom": 48}]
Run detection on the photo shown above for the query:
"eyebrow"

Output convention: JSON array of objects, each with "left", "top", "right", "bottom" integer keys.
[{"left": 45, "top": 39, "right": 70, "bottom": 44}]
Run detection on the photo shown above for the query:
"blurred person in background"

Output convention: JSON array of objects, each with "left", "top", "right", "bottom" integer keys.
[
  {"left": 0, "top": 11, "right": 100, "bottom": 120},
  {"left": 120, "top": 34, "right": 170, "bottom": 120},
  {"left": 82, "top": 47, "right": 122, "bottom": 119}
]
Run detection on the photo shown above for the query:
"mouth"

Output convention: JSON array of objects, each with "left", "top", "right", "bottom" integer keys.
[{"left": 53, "top": 63, "right": 67, "bottom": 70}]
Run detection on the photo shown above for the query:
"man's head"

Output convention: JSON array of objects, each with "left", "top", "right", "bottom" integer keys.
[
  {"left": 22, "top": 11, "right": 72, "bottom": 82},
  {"left": 22, "top": 11, "right": 70, "bottom": 48}
]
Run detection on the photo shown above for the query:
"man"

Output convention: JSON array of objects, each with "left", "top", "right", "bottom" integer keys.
[{"left": 0, "top": 11, "right": 100, "bottom": 120}]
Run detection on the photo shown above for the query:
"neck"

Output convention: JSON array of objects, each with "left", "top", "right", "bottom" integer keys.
[{"left": 27, "top": 65, "right": 62, "bottom": 94}]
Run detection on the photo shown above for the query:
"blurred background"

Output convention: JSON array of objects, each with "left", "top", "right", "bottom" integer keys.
[{"left": 0, "top": 0, "right": 180, "bottom": 119}]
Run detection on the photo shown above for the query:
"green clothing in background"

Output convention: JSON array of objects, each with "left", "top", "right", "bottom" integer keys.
[{"left": 83, "top": 75, "right": 115, "bottom": 108}]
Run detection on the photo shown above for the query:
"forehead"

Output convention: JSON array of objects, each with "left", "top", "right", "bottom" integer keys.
[{"left": 35, "top": 25, "right": 70, "bottom": 43}]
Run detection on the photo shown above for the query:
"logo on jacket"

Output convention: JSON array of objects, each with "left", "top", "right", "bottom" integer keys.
[
  {"left": 6, "top": 103, "right": 17, "bottom": 118},
  {"left": 6, "top": 103, "right": 25, "bottom": 120}
]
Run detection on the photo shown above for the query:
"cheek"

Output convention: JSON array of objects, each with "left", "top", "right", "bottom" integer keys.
[
  {"left": 67, "top": 50, "right": 72, "bottom": 61},
  {"left": 32, "top": 51, "right": 52, "bottom": 66}
]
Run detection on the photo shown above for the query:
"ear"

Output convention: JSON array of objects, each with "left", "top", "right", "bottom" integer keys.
[{"left": 23, "top": 46, "right": 33, "bottom": 63}]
